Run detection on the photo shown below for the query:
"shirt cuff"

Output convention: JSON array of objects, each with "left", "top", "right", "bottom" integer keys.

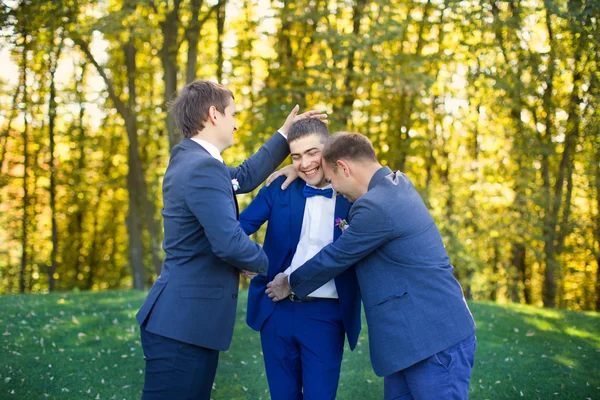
[{"left": 277, "top": 130, "right": 287, "bottom": 139}]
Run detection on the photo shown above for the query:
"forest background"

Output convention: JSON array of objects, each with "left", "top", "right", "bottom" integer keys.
[{"left": 0, "top": 0, "right": 599, "bottom": 311}]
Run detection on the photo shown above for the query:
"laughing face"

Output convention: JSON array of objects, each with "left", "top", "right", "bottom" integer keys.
[{"left": 289, "top": 134, "right": 327, "bottom": 188}]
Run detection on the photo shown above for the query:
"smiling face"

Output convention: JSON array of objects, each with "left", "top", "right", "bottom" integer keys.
[{"left": 289, "top": 134, "right": 327, "bottom": 188}]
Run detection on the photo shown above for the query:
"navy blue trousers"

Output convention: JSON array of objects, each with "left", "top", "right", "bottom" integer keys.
[
  {"left": 384, "top": 333, "right": 477, "bottom": 400},
  {"left": 140, "top": 324, "right": 219, "bottom": 400},
  {"left": 260, "top": 298, "right": 345, "bottom": 400}
]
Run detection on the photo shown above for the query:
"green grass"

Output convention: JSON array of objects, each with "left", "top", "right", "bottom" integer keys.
[{"left": 1, "top": 291, "right": 599, "bottom": 399}]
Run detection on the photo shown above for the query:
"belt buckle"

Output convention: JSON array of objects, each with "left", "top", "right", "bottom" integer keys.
[
  {"left": 288, "top": 293, "right": 318, "bottom": 303},
  {"left": 288, "top": 293, "right": 301, "bottom": 302}
]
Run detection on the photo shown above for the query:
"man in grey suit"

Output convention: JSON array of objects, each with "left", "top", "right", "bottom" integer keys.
[
  {"left": 136, "top": 80, "right": 325, "bottom": 399},
  {"left": 267, "top": 132, "right": 476, "bottom": 399}
]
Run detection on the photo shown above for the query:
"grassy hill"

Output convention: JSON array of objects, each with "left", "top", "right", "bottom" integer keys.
[{"left": 1, "top": 290, "right": 598, "bottom": 399}]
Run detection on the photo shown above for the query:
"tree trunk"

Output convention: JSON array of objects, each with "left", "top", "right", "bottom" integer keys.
[
  {"left": 390, "top": 0, "right": 432, "bottom": 172},
  {"left": 70, "top": 62, "right": 87, "bottom": 286},
  {"left": 216, "top": 0, "right": 226, "bottom": 82},
  {"left": 123, "top": 35, "right": 148, "bottom": 289},
  {"left": 185, "top": 0, "right": 202, "bottom": 84},
  {"left": 73, "top": 30, "right": 153, "bottom": 288},
  {"left": 0, "top": 83, "right": 21, "bottom": 181},
  {"left": 596, "top": 256, "right": 600, "bottom": 311},
  {"left": 542, "top": 19, "right": 583, "bottom": 307},
  {"left": 160, "top": 0, "right": 182, "bottom": 150},
  {"left": 540, "top": 0, "right": 557, "bottom": 308},
  {"left": 19, "top": 35, "right": 28, "bottom": 294},
  {"left": 333, "top": 0, "right": 365, "bottom": 129},
  {"left": 492, "top": 0, "right": 531, "bottom": 305},
  {"left": 47, "top": 35, "right": 64, "bottom": 292},
  {"left": 511, "top": 242, "right": 530, "bottom": 304},
  {"left": 490, "top": 241, "right": 499, "bottom": 301},
  {"left": 595, "top": 126, "right": 600, "bottom": 311}
]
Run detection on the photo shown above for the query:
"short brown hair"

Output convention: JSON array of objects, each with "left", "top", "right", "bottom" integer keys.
[
  {"left": 288, "top": 119, "right": 330, "bottom": 144},
  {"left": 170, "top": 80, "right": 234, "bottom": 138},
  {"left": 322, "top": 132, "right": 378, "bottom": 168}
]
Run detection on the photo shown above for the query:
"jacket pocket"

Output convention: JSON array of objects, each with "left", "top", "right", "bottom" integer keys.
[
  {"left": 179, "top": 284, "right": 224, "bottom": 299},
  {"left": 366, "top": 292, "right": 408, "bottom": 311}
]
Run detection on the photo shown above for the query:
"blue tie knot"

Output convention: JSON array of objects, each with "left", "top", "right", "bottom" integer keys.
[{"left": 303, "top": 185, "right": 334, "bottom": 198}]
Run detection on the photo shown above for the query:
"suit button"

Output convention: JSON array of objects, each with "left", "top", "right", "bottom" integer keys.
[{"left": 232, "top": 293, "right": 238, "bottom": 299}]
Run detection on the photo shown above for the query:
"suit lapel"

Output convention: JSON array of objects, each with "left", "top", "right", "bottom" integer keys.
[
  {"left": 333, "top": 195, "right": 352, "bottom": 242},
  {"left": 289, "top": 181, "right": 307, "bottom": 251},
  {"left": 233, "top": 190, "right": 239, "bottom": 220}
]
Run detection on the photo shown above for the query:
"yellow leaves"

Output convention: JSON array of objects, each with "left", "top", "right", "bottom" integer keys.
[
  {"left": 72, "top": 316, "right": 80, "bottom": 325},
  {"left": 56, "top": 298, "right": 65, "bottom": 305}
]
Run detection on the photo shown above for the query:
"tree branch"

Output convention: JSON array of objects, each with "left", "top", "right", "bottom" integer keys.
[{"left": 72, "top": 35, "right": 129, "bottom": 119}]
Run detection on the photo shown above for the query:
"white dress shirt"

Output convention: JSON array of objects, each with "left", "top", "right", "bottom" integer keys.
[
  {"left": 190, "top": 137, "right": 224, "bottom": 163},
  {"left": 284, "top": 184, "right": 338, "bottom": 298}
]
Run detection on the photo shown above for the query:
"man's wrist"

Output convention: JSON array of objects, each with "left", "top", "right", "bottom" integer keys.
[{"left": 277, "top": 129, "right": 288, "bottom": 139}]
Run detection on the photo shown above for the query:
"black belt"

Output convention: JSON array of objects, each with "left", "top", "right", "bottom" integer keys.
[{"left": 287, "top": 293, "right": 337, "bottom": 303}]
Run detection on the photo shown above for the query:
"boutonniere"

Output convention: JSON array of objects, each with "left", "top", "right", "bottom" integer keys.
[
  {"left": 231, "top": 179, "right": 240, "bottom": 192},
  {"left": 335, "top": 218, "right": 349, "bottom": 233}
]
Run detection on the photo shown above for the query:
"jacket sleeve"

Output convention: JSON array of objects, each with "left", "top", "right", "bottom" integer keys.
[
  {"left": 227, "top": 132, "right": 289, "bottom": 193},
  {"left": 239, "top": 178, "right": 282, "bottom": 236},
  {"left": 290, "top": 197, "right": 395, "bottom": 297},
  {"left": 184, "top": 157, "right": 268, "bottom": 273}
]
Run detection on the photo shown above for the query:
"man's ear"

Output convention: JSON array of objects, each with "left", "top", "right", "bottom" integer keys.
[
  {"left": 336, "top": 160, "right": 351, "bottom": 177},
  {"left": 208, "top": 105, "right": 218, "bottom": 125}
]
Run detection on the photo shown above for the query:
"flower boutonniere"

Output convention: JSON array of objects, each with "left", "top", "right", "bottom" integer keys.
[
  {"left": 231, "top": 179, "right": 240, "bottom": 192},
  {"left": 335, "top": 218, "right": 349, "bottom": 233}
]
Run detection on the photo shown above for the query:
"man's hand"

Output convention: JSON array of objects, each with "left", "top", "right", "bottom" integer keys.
[
  {"left": 279, "top": 105, "right": 328, "bottom": 136},
  {"left": 265, "top": 273, "right": 292, "bottom": 302},
  {"left": 266, "top": 164, "right": 298, "bottom": 190},
  {"left": 241, "top": 270, "right": 259, "bottom": 279}
]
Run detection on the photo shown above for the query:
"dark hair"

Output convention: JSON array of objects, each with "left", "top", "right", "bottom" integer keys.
[
  {"left": 287, "top": 118, "right": 329, "bottom": 144},
  {"left": 322, "top": 132, "right": 378, "bottom": 168},
  {"left": 169, "top": 80, "right": 234, "bottom": 138}
]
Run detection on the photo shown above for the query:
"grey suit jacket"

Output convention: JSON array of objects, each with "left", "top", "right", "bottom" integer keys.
[
  {"left": 136, "top": 133, "right": 289, "bottom": 351},
  {"left": 290, "top": 166, "right": 476, "bottom": 376}
]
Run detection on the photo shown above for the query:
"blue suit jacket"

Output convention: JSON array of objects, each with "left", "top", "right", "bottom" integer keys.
[
  {"left": 136, "top": 133, "right": 289, "bottom": 351},
  {"left": 239, "top": 177, "right": 362, "bottom": 350},
  {"left": 290, "top": 167, "right": 476, "bottom": 376}
]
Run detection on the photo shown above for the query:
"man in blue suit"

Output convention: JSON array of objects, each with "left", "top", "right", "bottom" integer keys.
[
  {"left": 135, "top": 80, "right": 325, "bottom": 399},
  {"left": 239, "top": 119, "right": 361, "bottom": 400},
  {"left": 267, "top": 132, "right": 476, "bottom": 399}
]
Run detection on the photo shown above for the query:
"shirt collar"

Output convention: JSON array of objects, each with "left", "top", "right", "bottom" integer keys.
[
  {"left": 190, "top": 137, "right": 223, "bottom": 163},
  {"left": 306, "top": 183, "right": 333, "bottom": 190}
]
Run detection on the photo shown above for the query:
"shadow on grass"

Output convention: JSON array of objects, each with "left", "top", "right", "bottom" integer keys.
[{"left": 469, "top": 302, "right": 600, "bottom": 399}]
